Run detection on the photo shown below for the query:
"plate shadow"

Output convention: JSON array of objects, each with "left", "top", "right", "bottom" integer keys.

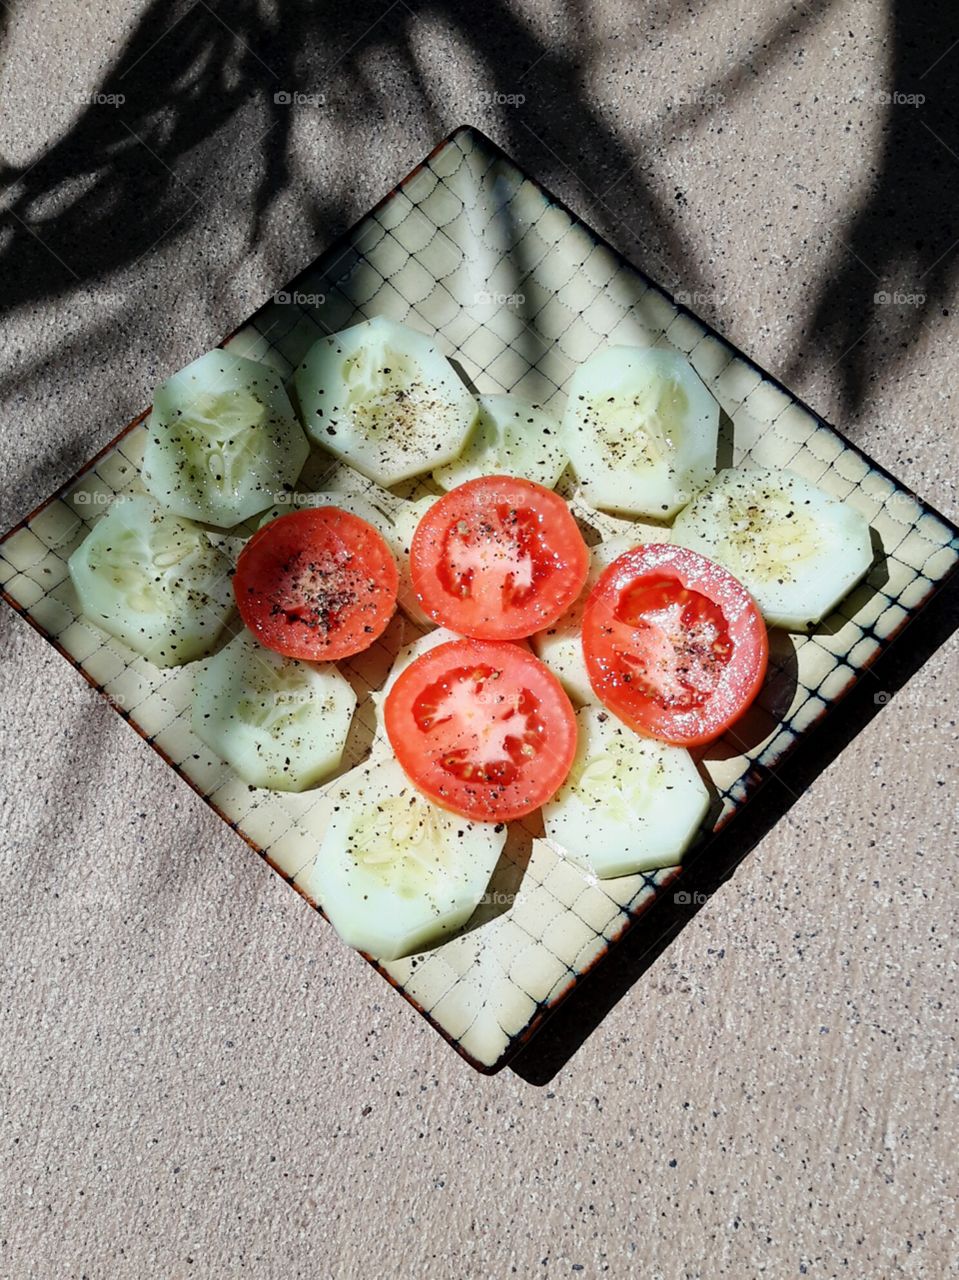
[{"left": 509, "top": 567, "right": 958, "bottom": 1084}]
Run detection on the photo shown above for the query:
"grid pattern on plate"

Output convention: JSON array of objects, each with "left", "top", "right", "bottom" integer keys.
[{"left": 2, "top": 127, "right": 957, "bottom": 1072}]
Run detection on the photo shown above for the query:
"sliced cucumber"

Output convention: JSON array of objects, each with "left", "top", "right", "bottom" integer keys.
[
  {"left": 560, "top": 347, "right": 719, "bottom": 518},
  {"left": 542, "top": 705, "right": 710, "bottom": 877},
  {"left": 143, "top": 350, "right": 310, "bottom": 528},
  {"left": 192, "top": 629, "right": 356, "bottom": 792},
  {"left": 388, "top": 494, "right": 441, "bottom": 625},
  {"left": 294, "top": 317, "right": 478, "bottom": 487},
  {"left": 531, "top": 535, "right": 639, "bottom": 704},
  {"left": 68, "top": 494, "right": 234, "bottom": 667},
  {"left": 293, "top": 756, "right": 507, "bottom": 959},
  {"left": 671, "top": 466, "right": 874, "bottom": 630},
  {"left": 257, "top": 489, "right": 395, "bottom": 539},
  {"left": 433, "top": 394, "right": 566, "bottom": 491},
  {"left": 567, "top": 495, "right": 654, "bottom": 546}
]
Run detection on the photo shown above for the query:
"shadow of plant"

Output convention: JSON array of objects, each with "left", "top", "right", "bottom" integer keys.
[
  {"left": 786, "top": 0, "right": 959, "bottom": 411},
  {"left": 0, "top": 0, "right": 694, "bottom": 317},
  {"left": 1, "top": 0, "right": 896, "bottom": 546},
  {"left": 4, "top": 0, "right": 955, "bottom": 418},
  {"left": 0, "top": 1, "right": 256, "bottom": 312}
]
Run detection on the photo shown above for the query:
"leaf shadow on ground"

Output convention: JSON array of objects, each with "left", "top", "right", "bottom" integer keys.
[
  {"left": 4, "top": 0, "right": 955, "bottom": 421},
  {"left": 783, "top": 0, "right": 959, "bottom": 414}
]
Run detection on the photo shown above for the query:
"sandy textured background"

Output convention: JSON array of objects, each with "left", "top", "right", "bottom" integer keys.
[{"left": 1, "top": 2, "right": 957, "bottom": 1277}]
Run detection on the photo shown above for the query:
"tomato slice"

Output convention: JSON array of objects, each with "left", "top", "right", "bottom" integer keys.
[
  {"left": 384, "top": 638, "right": 578, "bottom": 821},
  {"left": 582, "top": 543, "right": 768, "bottom": 746},
  {"left": 410, "top": 476, "right": 589, "bottom": 640},
  {"left": 233, "top": 507, "right": 398, "bottom": 660}
]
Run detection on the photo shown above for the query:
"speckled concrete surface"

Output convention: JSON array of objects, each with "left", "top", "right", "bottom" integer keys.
[{"left": 1, "top": 2, "right": 957, "bottom": 1277}]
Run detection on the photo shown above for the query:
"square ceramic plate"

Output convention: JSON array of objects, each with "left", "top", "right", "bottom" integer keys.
[{"left": 2, "top": 126, "right": 957, "bottom": 1073}]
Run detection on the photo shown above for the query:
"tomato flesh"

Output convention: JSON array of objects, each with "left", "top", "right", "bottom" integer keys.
[
  {"left": 233, "top": 507, "right": 398, "bottom": 660},
  {"left": 410, "top": 476, "right": 589, "bottom": 640},
  {"left": 582, "top": 544, "right": 768, "bottom": 746},
  {"left": 384, "top": 638, "right": 577, "bottom": 820}
]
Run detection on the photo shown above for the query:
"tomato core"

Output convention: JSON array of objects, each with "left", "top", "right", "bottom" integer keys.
[{"left": 613, "top": 575, "right": 734, "bottom": 711}]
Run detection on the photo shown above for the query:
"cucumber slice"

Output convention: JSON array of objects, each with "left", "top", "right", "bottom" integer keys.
[
  {"left": 567, "top": 495, "right": 652, "bottom": 546},
  {"left": 68, "top": 494, "right": 234, "bottom": 667},
  {"left": 388, "top": 494, "right": 440, "bottom": 625},
  {"left": 257, "top": 490, "right": 395, "bottom": 539},
  {"left": 143, "top": 350, "right": 310, "bottom": 528},
  {"left": 542, "top": 705, "right": 710, "bottom": 877},
  {"left": 192, "top": 629, "right": 356, "bottom": 791},
  {"left": 671, "top": 466, "right": 874, "bottom": 630},
  {"left": 294, "top": 317, "right": 478, "bottom": 486},
  {"left": 433, "top": 394, "right": 566, "bottom": 491},
  {"left": 531, "top": 535, "right": 639, "bottom": 704},
  {"left": 293, "top": 756, "right": 507, "bottom": 959},
  {"left": 560, "top": 347, "right": 719, "bottom": 518}
]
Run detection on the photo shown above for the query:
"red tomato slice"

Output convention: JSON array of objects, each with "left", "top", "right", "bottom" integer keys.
[
  {"left": 233, "top": 507, "right": 398, "bottom": 660},
  {"left": 582, "top": 543, "right": 768, "bottom": 746},
  {"left": 410, "top": 476, "right": 589, "bottom": 640},
  {"left": 384, "top": 638, "right": 578, "bottom": 821}
]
